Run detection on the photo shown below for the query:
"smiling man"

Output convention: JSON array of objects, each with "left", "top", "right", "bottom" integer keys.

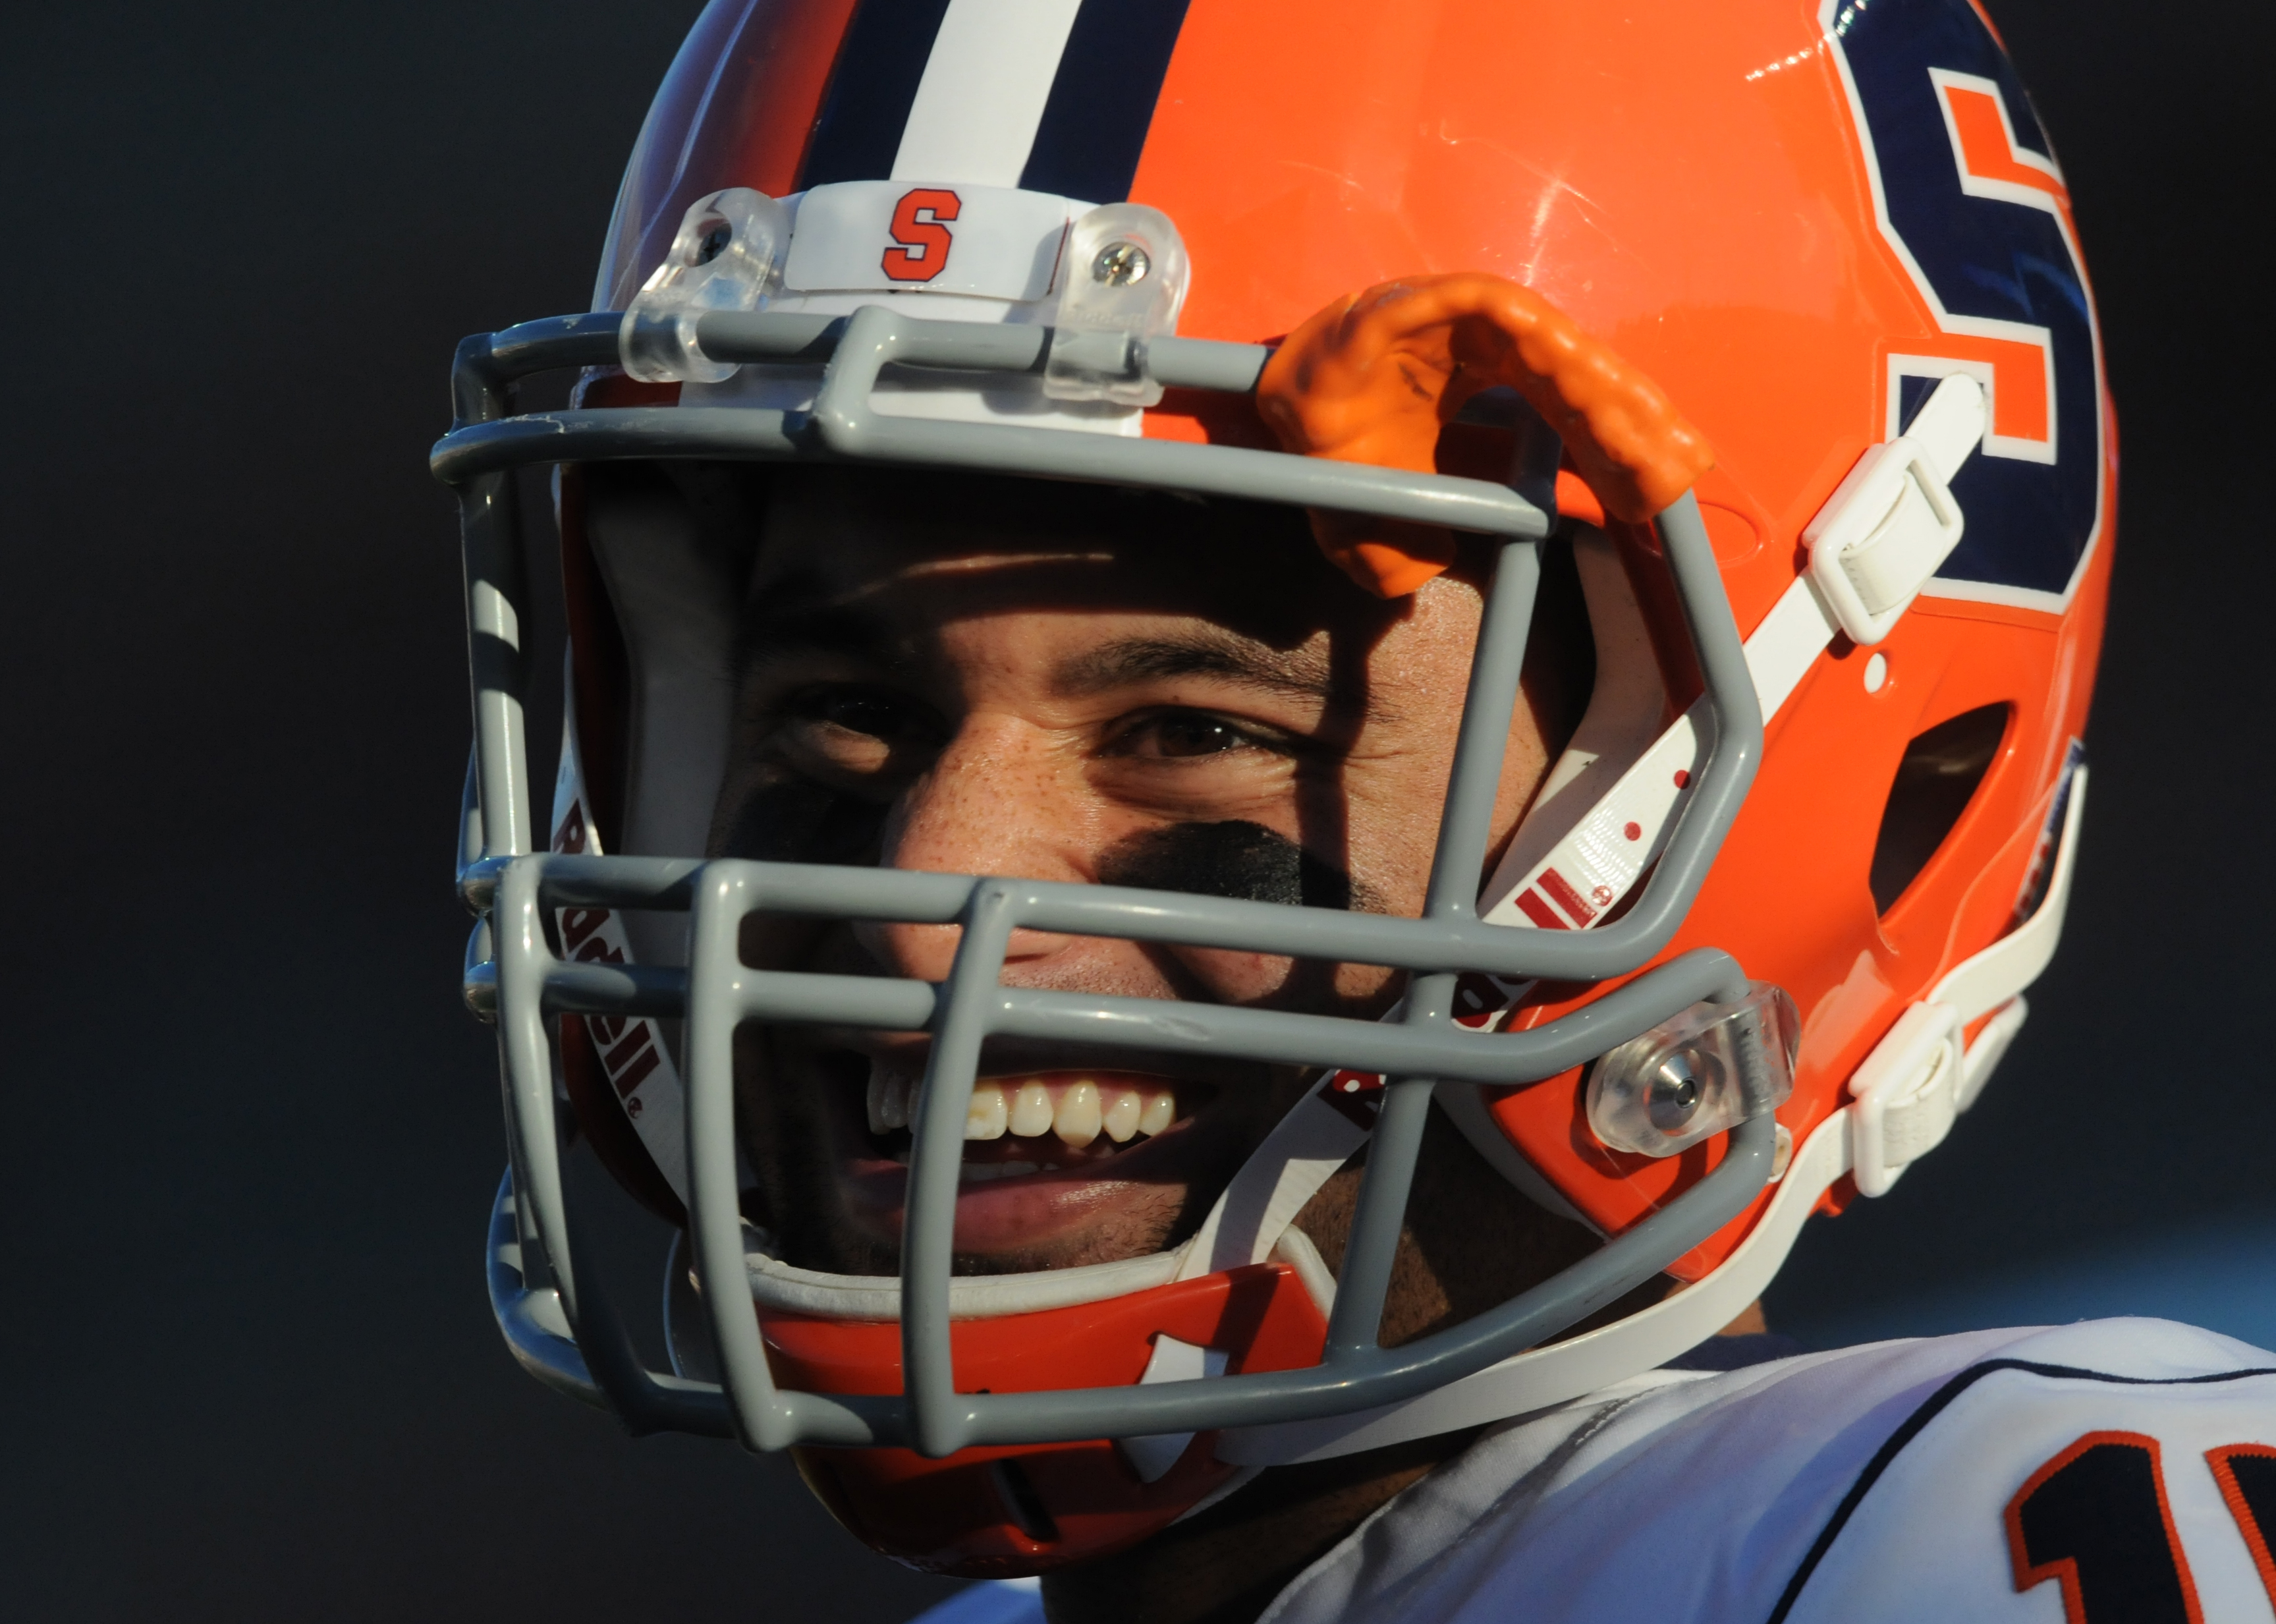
[
  {"left": 718, "top": 465, "right": 1578, "bottom": 1287},
  {"left": 441, "top": 2, "right": 2276, "bottom": 1622}
]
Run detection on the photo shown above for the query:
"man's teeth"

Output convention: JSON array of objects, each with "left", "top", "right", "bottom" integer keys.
[
  {"left": 1009, "top": 1080, "right": 1053, "bottom": 1137},
  {"left": 866, "top": 1074, "right": 910, "bottom": 1134},
  {"left": 966, "top": 1084, "right": 1009, "bottom": 1140},
  {"left": 870, "top": 1070, "right": 916, "bottom": 1138},
  {"left": 866, "top": 1073, "right": 1178, "bottom": 1148},
  {"left": 1052, "top": 1081, "right": 1101, "bottom": 1147}
]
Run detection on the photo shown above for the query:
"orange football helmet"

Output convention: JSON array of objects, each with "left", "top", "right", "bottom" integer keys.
[{"left": 438, "top": 0, "right": 2109, "bottom": 1579}]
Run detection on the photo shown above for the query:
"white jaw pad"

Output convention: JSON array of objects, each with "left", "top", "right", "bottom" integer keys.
[
  {"left": 744, "top": 1243, "right": 1182, "bottom": 1320},
  {"left": 582, "top": 466, "right": 752, "bottom": 880},
  {"left": 739, "top": 1225, "right": 1335, "bottom": 1324},
  {"left": 1212, "top": 1111, "right": 1854, "bottom": 1467}
]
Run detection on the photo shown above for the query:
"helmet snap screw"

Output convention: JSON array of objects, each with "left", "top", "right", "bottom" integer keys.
[
  {"left": 1092, "top": 240, "right": 1150, "bottom": 286},
  {"left": 1645, "top": 1051, "right": 1713, "bottom": 1131},
  {"left": 696, "top": 223, "right": 733, "bottom": 264}
]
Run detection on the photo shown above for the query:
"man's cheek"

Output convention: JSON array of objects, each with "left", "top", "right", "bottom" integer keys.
[
  {"left": 711, "top": 773, "right": 887, "bottom": 865},
  {"left": 1162, "top": 944, "right": 1308, "bottom": 1005}
]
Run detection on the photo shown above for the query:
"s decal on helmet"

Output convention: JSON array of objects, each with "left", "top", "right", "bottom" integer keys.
[
  {"left": 1827, "top": 0, "right": 2105, "bottom": 604},
  {"left": 437, "top": 0, "right": 2111, "bottom": 1581}
]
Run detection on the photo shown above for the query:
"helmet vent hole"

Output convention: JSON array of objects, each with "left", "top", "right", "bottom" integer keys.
[
  {"left": 1870, "top": 702, "right": 2010, "bottom": 914},
  {"left": 988, "top": 1458, "right": 1061, "bottom": 1545}
]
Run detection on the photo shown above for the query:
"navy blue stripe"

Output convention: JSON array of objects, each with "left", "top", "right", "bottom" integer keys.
[
  {"left": 1765, "top": 1358, "right": 2276, "bottom": 1624},
  {"left": 1018, "top": 0, "right": 1193, "bottom": 202},
  {"left": 797, "top": 0, "right": 957, "bottom": 188}
]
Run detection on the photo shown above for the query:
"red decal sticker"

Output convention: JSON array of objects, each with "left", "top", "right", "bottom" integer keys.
[
  {"left": 553, "top": 802, "right": 589, "bottom": 854},
  {"left": 560, "top": 907, "right": 609, "bottom": 952},
  {"left": 1539, "top": 867, "right": 1598, "bottom": 926},
  {"left": 882, "top": 188, "right": 961, "bottom": 283},
  {"left": 605, "top": 1034, "right": 662, "bottom": 1098},
  {"left": 1319, "top": 1071, "right": 1383, "bottom": 1130},
  {"left": 1514, "top": 889, "right": 1567, "bottom": 930}
]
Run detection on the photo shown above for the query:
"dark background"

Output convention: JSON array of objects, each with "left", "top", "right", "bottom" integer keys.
[{"left": 0, "top": 2, "right": 2265, "bottom": 1618}]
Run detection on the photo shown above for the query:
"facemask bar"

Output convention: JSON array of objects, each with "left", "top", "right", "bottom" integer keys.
[{"left": 436, "top": 306, "right": 1771, "bottom": 1455}]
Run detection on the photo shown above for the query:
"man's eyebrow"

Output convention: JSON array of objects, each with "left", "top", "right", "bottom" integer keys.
[
  {"left": 733, "top": 603, "right": 908, "bottom": 678},
  {"left": 735, "top": 553, "right": 1124, "bottom": 675},
  {"left": 1052, "top": 632, "right": 1362, "bottom": 711}
]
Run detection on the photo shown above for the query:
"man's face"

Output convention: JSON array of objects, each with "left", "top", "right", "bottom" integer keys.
[{"left": 710, "top": 469, "right": 1561, "bottom": 1279}]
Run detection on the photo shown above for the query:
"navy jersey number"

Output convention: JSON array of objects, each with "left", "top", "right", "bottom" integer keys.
[
  {"left": 2007, "top": 1434, "right": 2276, "bottom": 1619},
  {"left": 1827, "top": 0, "right": 2105, "bottom": 604},
  {"left": 2006, "top": 1432, "right": 2203, "bottom": 1623}
]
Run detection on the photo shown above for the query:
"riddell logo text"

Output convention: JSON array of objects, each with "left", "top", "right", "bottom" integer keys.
[
  {"left": 551, "top": 801, "right": 661, "bottom": 1107},
  {"left": 559, "top": 907, "right": 663, "bottom": 1103}
]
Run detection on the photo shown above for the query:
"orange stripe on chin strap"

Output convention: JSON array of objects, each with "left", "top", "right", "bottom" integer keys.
[{"left": 1256, "top": 273, "right": 1715, "bottom": 597}]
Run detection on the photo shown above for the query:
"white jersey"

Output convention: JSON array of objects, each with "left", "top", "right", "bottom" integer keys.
[{"left": 916, "top": 1320, "right": 2276, "bottom": 1624}]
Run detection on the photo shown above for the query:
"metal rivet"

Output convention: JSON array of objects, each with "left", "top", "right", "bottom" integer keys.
[
  {"left": 1863, "top": 652, "right": 1889, "bottom": 693},
  {"left": 1092, "top": 240, "right": 1150, "bottom": 286},
  {"left": 696, "top": 223, "right": 733, "bottom": 264},
  {"left": 1646, "top": 1053, "right": 1711, "bottom": 1131}
]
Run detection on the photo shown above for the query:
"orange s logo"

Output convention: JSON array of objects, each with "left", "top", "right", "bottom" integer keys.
[{"left": 881, "top": 188, "right": 960, "bottom": 282}]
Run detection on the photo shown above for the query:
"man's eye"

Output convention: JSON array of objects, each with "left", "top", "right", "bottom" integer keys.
[
  {"left": 772, "top": 688, "right": 939, "bottom": 782},
  {"left": 1111, "top": 712, "right": 1262, "bottom": 760},
  {"left": 800, "top": 692, "right": 909, "bottom": 739}
]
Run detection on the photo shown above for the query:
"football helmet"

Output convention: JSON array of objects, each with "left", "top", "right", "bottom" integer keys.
[{"left": 438, "top": 0, "right": 2110, "bottom": 1579}]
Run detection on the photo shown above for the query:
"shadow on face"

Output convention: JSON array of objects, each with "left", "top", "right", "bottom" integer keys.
[{"left": 699, "top": 463, "right": 1591, "bottom": 1278}]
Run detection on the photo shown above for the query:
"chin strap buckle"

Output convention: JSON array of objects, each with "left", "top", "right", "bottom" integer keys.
[
  {"left": 1847, "top": 756, "right": 2088, "bottom": 1196},
  {"left": 1847, "top": 996, "right": 2031, "bottom": 1196},
  {"left": 1847, "top": 1000, "right": 1966, "bottom": 1196},
  {"left": 1803, "top": 373, "right": 1986, "bottom": 646}
]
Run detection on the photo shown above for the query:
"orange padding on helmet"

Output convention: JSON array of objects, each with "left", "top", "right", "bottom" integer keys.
[{"left": 1257, "top": 273, "right": 1713, "bottom": 596}]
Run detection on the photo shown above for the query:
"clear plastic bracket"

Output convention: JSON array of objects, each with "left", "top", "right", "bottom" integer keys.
[
  {"left": 1044, "top": 203, "right": 1192, "bottom": 406},
  {"left": 620, "top": 188, "right": 791, "bottom": 385}
]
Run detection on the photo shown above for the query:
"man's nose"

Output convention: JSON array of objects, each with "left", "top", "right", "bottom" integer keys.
[{"left": 855, "top": 717, "right": 1090, "bottom": 984}]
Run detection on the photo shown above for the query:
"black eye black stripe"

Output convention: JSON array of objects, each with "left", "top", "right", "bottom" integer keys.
[{"left": 1097, "top": 821, "right": 1357, "bottom": 912}]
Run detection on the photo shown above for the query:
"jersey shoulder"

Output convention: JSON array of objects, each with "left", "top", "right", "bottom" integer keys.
[
  {"left": 1781, "top": 1320, "right": 2276, "bottom": 1624},
  {"left": 1267, "top": 1320, "right": 2276, "bottom": 1624}
]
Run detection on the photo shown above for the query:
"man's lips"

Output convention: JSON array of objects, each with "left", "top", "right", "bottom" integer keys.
[{"left": 837, "top": 1064, "right": 1219, "bottom": 1254}]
